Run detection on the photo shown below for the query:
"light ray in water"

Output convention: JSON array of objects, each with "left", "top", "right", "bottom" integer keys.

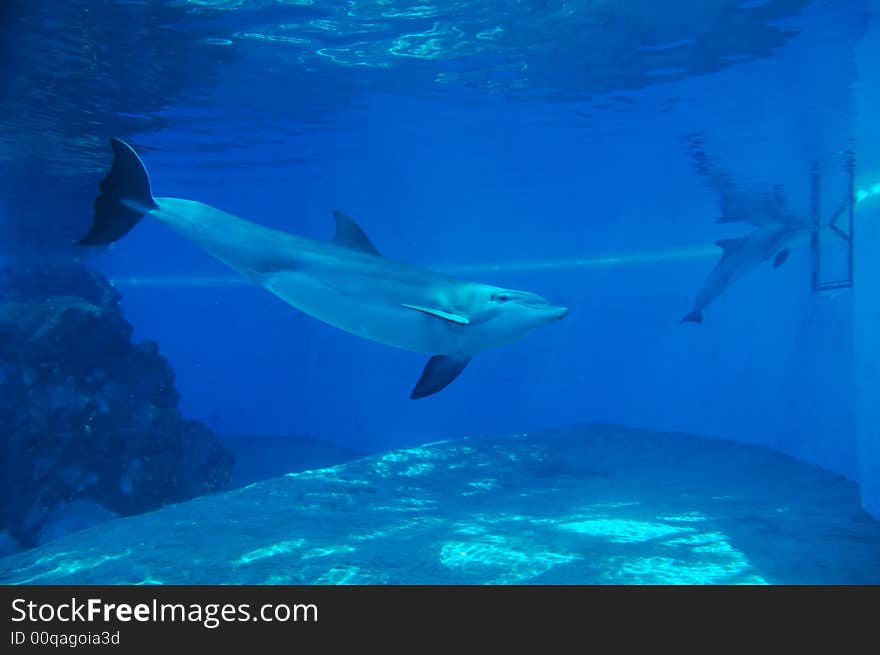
[
  {"left": 107, "top": 185, "right": 880, "bottom": 288},
  {"left": 109, "top": 244, "right": 720, "bottom": 287}
]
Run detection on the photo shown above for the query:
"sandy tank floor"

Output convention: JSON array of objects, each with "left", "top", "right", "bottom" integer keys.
[{"left": 2, "top": 423, "right": 879, "bottom": 584}]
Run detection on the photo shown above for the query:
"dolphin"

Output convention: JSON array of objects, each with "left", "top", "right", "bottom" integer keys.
[
  {"left": 78, "top": 138, "right": 568, "bottom": 398},
  {"left": 681, "top": 224, "right": 810, "bottom": 323},
  {"left": 682, "top": 134, "right": 816, "bottom": 323}
]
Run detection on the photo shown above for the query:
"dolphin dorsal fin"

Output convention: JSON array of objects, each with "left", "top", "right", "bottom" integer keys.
[
  {"left": 402, "top": 303, "right": 470, "bottom": 325},
  {"left": 714, "top": 237, "right": 744, "bottom": 255},
  {"left": 332, "top": 209, "right": 381, "bottom": 256}
]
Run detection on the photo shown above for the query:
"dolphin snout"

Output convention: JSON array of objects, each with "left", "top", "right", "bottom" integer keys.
[
  {"left": 516, "top": 292, "right": 568, "bottom": 322},
  {"left": 552, "top": 305, "right": 569, "bottom": 321}
]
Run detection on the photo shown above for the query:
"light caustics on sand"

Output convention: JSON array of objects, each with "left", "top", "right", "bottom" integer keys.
[{"left": 107, "top": 182, "right": 880, "bottom": 289}]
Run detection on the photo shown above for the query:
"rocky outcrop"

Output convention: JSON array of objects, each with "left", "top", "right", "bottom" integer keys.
[{"left": 0, "top": 261, "right": 232, "bottom": 548}]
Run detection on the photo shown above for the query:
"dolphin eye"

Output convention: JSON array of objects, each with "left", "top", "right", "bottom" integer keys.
[{"left": 492, "top": 293, "right": 510, "bottom": 302}]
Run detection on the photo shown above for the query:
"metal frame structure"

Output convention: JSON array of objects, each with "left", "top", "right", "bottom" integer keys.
[{"left": 811, "top": 153, "right": 855, "bottom": 293}]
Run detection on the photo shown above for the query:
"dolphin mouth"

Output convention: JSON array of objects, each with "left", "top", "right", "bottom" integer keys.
[
  {"left": 530, "top": 304, "right": 568, "bottom": 321},
  {"left": 520, "top": 301, "right": 568, "bottom": 321}
]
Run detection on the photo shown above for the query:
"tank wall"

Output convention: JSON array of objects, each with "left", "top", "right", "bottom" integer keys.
[{"left": 854, "top": 8, "right": 880, "bottom": 518}]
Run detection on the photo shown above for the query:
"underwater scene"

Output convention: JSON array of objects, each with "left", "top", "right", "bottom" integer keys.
[{"left": 1, "top": 0, "right": 879, "bottom": 585}]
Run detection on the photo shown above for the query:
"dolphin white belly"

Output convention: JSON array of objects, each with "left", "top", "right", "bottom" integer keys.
[
  {"left": 259, "top": 269, "right": 466, "bottom": 353},
  {"left": 147, "top": 197, "right": 470, "bottom": 354}
]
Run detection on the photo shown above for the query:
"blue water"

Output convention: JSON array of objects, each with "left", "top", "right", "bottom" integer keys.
[{"left": 1, "top": 0, "right": 879, "bottom": 582}]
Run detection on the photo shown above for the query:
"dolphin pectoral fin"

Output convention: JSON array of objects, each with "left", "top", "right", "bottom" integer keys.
[
  {"left": 402, "top": 303, "right": 470, "bottom": 325},
  {"left": 773, "top": 249, "right": 790, "bottom": 268},
  {"left": 331, "top": 210, "right": 381, "bottom": 256},
  {"left": 410, "top": 354, "right": 471, "bottom": 399},
  {"left": 681, "top": 310, "right": 703, "bottom": 324}
]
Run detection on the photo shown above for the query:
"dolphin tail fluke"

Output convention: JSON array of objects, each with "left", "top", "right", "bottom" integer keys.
[
  {"left": 79, "top": 138, "right": 157, "bottom": 246},
  {"left": 681, "top": 310, "right": 703, "bottom": 324}
]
